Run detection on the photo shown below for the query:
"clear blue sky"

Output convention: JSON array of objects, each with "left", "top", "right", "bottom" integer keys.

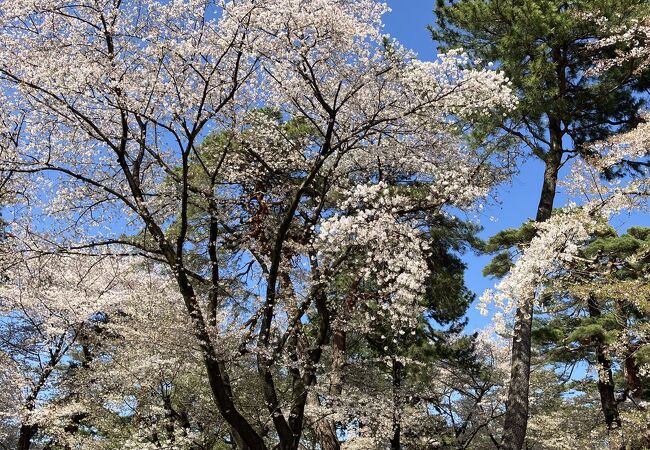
[{"left": 382, "top": 1, "right": 650, "bottom": 331}]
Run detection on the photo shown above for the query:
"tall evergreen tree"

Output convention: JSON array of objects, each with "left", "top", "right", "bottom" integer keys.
[{"left": 431, "top": 1, "right": 648, "bottom": 447}]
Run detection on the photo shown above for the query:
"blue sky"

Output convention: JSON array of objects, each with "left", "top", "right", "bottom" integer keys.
[{"left": 382, "top": 1, "right": 650, "bottom": 331}]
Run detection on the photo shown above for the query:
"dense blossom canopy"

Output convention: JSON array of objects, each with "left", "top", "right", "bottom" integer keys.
[{"left": 0, "top": 0, "right": 648, "bottom": 449}]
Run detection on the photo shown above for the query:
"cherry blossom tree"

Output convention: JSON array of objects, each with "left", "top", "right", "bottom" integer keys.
[
  {"left": 0, "top": 0, "right": 516, "bottom": 448},
  {"left": 0, "top": 251, "right": 144, "bottom": 449}
]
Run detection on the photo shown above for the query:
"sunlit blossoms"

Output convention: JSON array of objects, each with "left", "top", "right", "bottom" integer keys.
[
  {"left": 1, "top": 0, "right": 648, "bottom": 449},
  {"left": 0, "top": 0, "right": 518, "bottom": 448}
]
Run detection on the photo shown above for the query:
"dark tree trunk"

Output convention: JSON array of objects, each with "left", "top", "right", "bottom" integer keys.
[
  {"left": 595, "top": 341, "right": 621, "bottom": 432},
  {"left": 330, "top": 329, "right": 347, "bottom": 398},
  {"left": 587, "top": 296, "right": 621, "bottom": 432},
  {"left": 125, "top": 190, "right": 266, "bottom": 449},
  {"left": 16, "top": 348, "right": 62, "bottom": 450},
  {"left": 173, "top": 269, "right": 266, "bottom": 450},
  {"left": 501, "top": 123, "right": 563, "bottom": 450},
  {"left": 624, "top": 350, "right": 642, "bottom": 402},
  {"left": 623, "top": 344, "right": 648, "bottom": 450},
  {"left": 17, "top": 424, "right": 36, "bottom": 450},
  {"left": 232, "top": 431, "right": 252, "bottom": 450},
  {"left": 207, "top": 214, "right": 252, "bottom": 450},
  {"left": 500, "top": 298, "right": 534, "bottom": 450},
  {"left": 390, "top": 359, "right": 403, "bottom": 450}
]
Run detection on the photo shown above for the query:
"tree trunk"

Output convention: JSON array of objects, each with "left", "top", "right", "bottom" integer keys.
[
  {"left": 307, "top": 392, "right": 340, "bottom": 450},
  {"left": 16, "top": 350, "right": 62, "bottom": 450},
  {"left": 390, "top": 358, "right": 403, "bottom": 450},
  {"left": 330, "top": 329, "right": 346, "bottom": 398},
  {"left": 16, "top": 424, "right": 36, "bottom": 450},
  {"left": 624, "top": 350, "right": 642, "bottom": 402},
  {"left": 501, "top": 125, "right": 563, "bottom": 450},
  {"left": 500, "top": 297, "right": 534, "bottom": 450},
  {"left": 310, "top": 285, "right": 356, "bottom": 450},
  {"left": 595, "top": 344, "right": 621, "bottom": 430},
  {"left": 623, "top": 345, "right": 648, "bottom": 449},
  {"left": 232, "top": 431, "right": 252, "bottom": 450},
  {"left": 174, "top": 270, "right": 266, "bottom": 450}
]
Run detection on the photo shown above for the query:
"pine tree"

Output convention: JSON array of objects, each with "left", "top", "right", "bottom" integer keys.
[
  {"left": 534, "top": 226, "right": 650, "bottom": 447},
  {"left": 432, "top": 1, "right": 648, "bottom": 447},
  {"left": 484, "top": 221, "right": 650, "bottom": 447}
]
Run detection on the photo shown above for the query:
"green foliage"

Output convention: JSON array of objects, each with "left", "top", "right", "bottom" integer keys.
[
  {"left": 628, "top": 226, "right": 650, "bottom": 242},
  {"left": 481, "top": 220, "right": 536, "bottom": 278},
  {"left": 431, "top": 0, "right": 647, "bottom": 158},
  {"left": 482, "top": 221, "right": 537, "bottom": 253},
  {"left": 532, "top": 224, "right": 650, "bottom": 418},
  {"left": 635, "top": 344, "right": 650, "bottom": 366},
  {"left": 424, "top": 217, "right": 480, "bottom": 326},
  {"left": 482, "top": 251, "right": 514, "bottom": 278},
  {"left": 582, "top": 232, "right": 648, "bottom": 259},
  {"left": 566, "top": 321, "right": 617, "bottom": 346}
]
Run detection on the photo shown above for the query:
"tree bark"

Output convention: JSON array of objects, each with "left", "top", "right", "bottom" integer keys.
[
  {"left": 307, "top": 392, "right": 341, "bottom": 450},
  {"left": 390, "top": 358, "right": 403, "bottom": 450},
  {"left": 624, "top": 350, "right": 642, "bottom": 402},
  {"left": 330, "top": 329, "right": 347, "bottom": 400},
  {"left": 623, "top": 344, "right": 648, "bottom": 450},
  {"left": 256, "top": 158, "right": 331, "bottom": 450},
  {"left": 501, "top": 122, "right": 563, "bottom": 450},
  {"left": 310, "top": 279, "right": 358, "bottom": 450},
  {"left": 16, "top": 424, "right": 36, "bottom": 450},
  {"left": 16, "top": 344, "right": 64, "bottom": 450},
  {"left": 122, "top": 181, "right": 265, "bottom": 449},
  {"left": 172, "top": 266, "right": 266, "bottom": 450},
  {"left": 500, "top": 297, "right": 534, "bottom": 450},
  {"left": 595, "top": 342, "right": 621, "bottom": 434}
]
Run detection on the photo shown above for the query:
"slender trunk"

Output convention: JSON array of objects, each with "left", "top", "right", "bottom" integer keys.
[
  {"left": 609, "top": 300, "right": 649, "bottom": 449},
  {"left": 624, "top": 350, "right": 642, "bottom": 402},
  {"left": 587, "top": 296, "right": 621, "bottom": 432},
  {"left": 16, "top": 345, "right": 64, "bottom": 450},
  {"left": 500, "top": 298, "right": 533, "bottom": 450},
  {"left": 390, "top": 358, "right": 403, "bottom": 450},
  {"left": 330, "top": 329, "right": 346, "bottom": 398},
  {"left": 173, "top": 269, "right": 266, "bottom": 450},
  {"left": 595, "top": 343, "right": 621, "bottom": 432},
  {"left": 16, "top": 424, "right": 36, "bottom": 450},
  {"left": 257, "top": 163, "right": 329, "bottom": 450},
  {"left": 232, "top": 431, "right": 252, "bottom": 450},
  {"left": 126, "top": 182, "right": 265, "bottom": 448},
  {"left": 288, "top": 291, "right": 331, "bottom": 450},
  {"left": 207, "top": 214, "right": 250, "bottom": 450},
  {"left": 162, "top": 394, "right": 176, "bottom": 443},
  {"left": 623, "top": 345, "right": 648, "bottom": 449},
  {"left": 501, "top": 122, "right": 563, "bottom": 450}
]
